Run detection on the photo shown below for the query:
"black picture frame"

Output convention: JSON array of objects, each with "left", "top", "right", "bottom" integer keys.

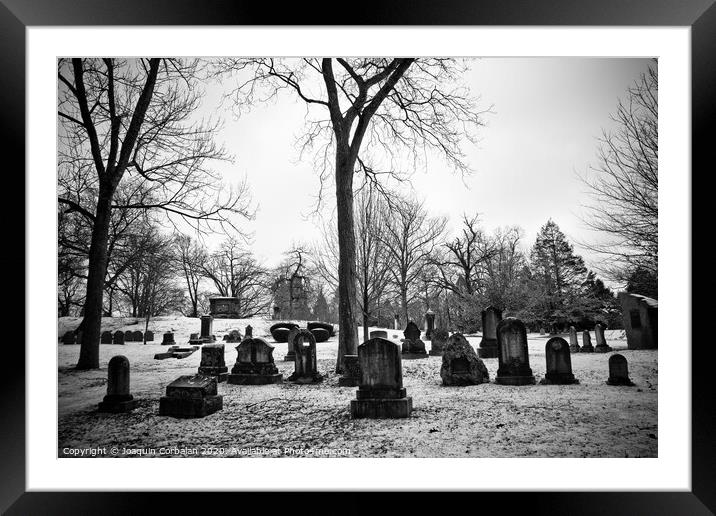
[{"left": 4, "top": 0, "right": 713, "bottom": 514}]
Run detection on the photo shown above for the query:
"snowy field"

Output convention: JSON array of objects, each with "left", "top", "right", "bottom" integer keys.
[{"left": 57, "top": 316, "right": 657, "bottom": 458}]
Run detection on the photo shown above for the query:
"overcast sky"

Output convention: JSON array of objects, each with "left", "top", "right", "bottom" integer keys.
[{"left": 197, "top": 57, "right": 654, "bottom": 278}]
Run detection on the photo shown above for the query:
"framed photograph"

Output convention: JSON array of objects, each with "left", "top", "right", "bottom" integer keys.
[{"left": 6, "top": 0, "right": 713, "bottom": 513}]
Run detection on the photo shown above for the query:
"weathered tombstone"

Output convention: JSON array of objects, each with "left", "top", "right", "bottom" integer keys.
[
  {"left": 159, "top": 375, "right": 223, "bottom": 418},
  {"left": 113, "top": 331, "right": 125, "bottom": 345},
  {"left": 161, "top": 332, "right": 175, "bottom": 346},
  {"left": 132, "top": 330, "right": 143, "bottom": 342},
  {"left": 124, "top": 330, "right": 134, "bottom": 342},
  {"left": 594, "top": 323, "right": 613, "bottom": 353},
  {"left": 209, "top": 296, "right": 241, "bottom": 318},
  {"left": 310, "top": 328, "right": 330, "bottom": 343},
  {"left": 429, "top": 329, "right": 449, "bottom": 356},
  {"left": 225, "top": 329, "right": 243, "bottom": 343},
  {"left": 580, "top": 330, "right": 595, "bottom": 352},
  {"left": 245, "top": 325, "right": 253, "bottom": 338},
  {"left": 199, "top": 315, "right": 215, "bottom": 343},
  {"left": 61, "top": 331, "right": 76, "bottom": 345},
  {"left": 227, "top": 337, "right": 282, "bottom": 385},
  {"left": 338, "top": 354, "right": 360, "bottom": 387},
  {"left": 100, "top": 331, "right": 113, "bottom": 344},
  {"left": 401, "top": 321, "right": 428, "bottom": 358},
  {"left": 618, "top": 292, "right": 658, "bottom": 349},
  {"left": 350, "top": 338, "right": 412, "bottom": 418},
  {"left": 370, "top": 330, "right": 388, "bottom": 339},
  {"left": 606, "top": 354, "right": 635, "bottom": 386},
  {"left": 288, "top": 330, "right": 323, "bottom": 383},
  {"left": 197, "top": 343, "right": 228, "bottom": 382},
  {"left": 98, "top": 355, "right": 137, "bottom": 413},
  {"left": 424, "top": 309, "right": 435, "bottom": 340},
  {"left": 440, "top": 333, "right": 489, "bottom": 386},
  {"left": 144, "top": 330, "right": 154, "bottom": 342},
  {"left": 478, "top": 306, "right": 502, "bottom": 358},
  {"left": 540, "top": 337, "right": 579, "bottom": 385},
  {"left": 394, "top": 314, "right": 400, "bottom": 330},
  {"left": 273, "top": 306, "right": 281, "bottom": 320},
  {"left": 568, "top": 326, "right": 580, "bottom": 353},
  {"left": 539, "top": 327, "right": 546, "bottom": 336},
  {"left": 189, "top": 332, "right": 202, "bottom": 345},
  {"left": 283, "top": 326, "right": 300, "bottom": 361},
  {"left": 495, "top": 317, "right": 535, "bottom": 385}
]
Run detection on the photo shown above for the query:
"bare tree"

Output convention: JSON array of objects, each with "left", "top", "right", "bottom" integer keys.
[
  {"left": 201, "top": 236, "right": 272, "bottom": 317},
  {"left": 313, "top": 186, "right": 392, "bottom": 342},
  {"left": 218, "top": 57, "right": 486, "bottom": 372},
  {"left": 58, "top": 58, "right": 253, "bottom": 369},
  {"left": 581, "top": 63, "right": 658, "bottom": 289},
  {"left": 379, "top": 196, "right": 447, "bottom": 324},
  {"left": 174, "top": 234, "right": 207, "bottom": 317}
]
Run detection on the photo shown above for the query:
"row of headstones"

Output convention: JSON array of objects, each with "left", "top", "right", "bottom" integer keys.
[
  {"left": 61, "top": 330, "right": 155, "bottom": 345},
  {"left": 99, "top": 319, "right": 634, "bottom": 419}
]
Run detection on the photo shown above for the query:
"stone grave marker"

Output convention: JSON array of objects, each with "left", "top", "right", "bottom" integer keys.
[
  {"left": 350, "top": 338, "right": 412, "bottom": 418},
  {"left": 98, "top": 355, "right": 137, "bottom": 413},
  {"left": 478, "top": 306, "right": 502, "bottom": 358},
  {"left": 606, "top": 354, "right": 635, "bottom": 386},
  {"left": 394, "top": 314, "right": 400, "bottom": 330},
  {"left": 284, "top": 326, "right": 300, "bottom": 362},
  {"left": 199, "top": 315, "right": 215, "bottom": 343},
  {"left": 495, "top": 317, "right": 536, "bottom": 385},
  {"left": 594, "top": 323, "right": 613, "bottom": 353},
  {"left": 581, "top": 330, "right": 595, "bottom": 352},
  {"left": 440, "top": 333, "right": 489, "bottom": 386},
  {"left": 228, "top": 337, "right": 282, "bottom": 385},
  {"left": 225, "top": 329, "right": 243, "bottom": 343},
  {"left": 144, "top": 330, "right": 154, "bottom": 342},
  {"left": 124, "top": 330, "right": 134, "bottom": 342},
  {"left": 100, "top": 331, "right": 113, "bottom": 344},
  {"left": 113, "top": 331, "right": 125, "bottom": 345},
  {"left": 161, "top": 332, "right": 175, "bottom": 346},
  {"left": 370, "top": 330, "right": 388, "bottom": 339},
  {"left": 568, "top": 326, "right": 580, "bottom": 353},
  {"left": 189, "top": 332, "right": 202, "bottom": 345},
  {"left": 197, "top": 343, "right": 229, "bottom": 382},
  {"left": 159, "top": 374, "right": 223, "bottom": 418},
  {"left": 540, "top": 337, "right": 579, "bottom": 385},
  {"left": 424, "top": 309, "right": 435, "bottom": 340},
  {"left": 429, "top": 329, "right": 449, "bottom": 356},
  {"left": 401, "top": 321, "right": 427, "bottom": 358},
  {"left": 132, "top": 330, "right": 143, "bottom": 342},
  {"left": 245, "top": 325, "right": 253, "bottom": 338},
  {"left": 288, "top": 329, "right": 323, "bottom": 383},
  {"left": 338, "top": 354, "right": 360, "bottom": 387}
]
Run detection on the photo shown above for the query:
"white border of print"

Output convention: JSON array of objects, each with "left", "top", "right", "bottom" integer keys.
[{"left": 28, "top": 26, "right": 689, "bottom": 491}]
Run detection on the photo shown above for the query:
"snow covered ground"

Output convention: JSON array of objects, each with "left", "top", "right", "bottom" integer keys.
[{"left": 57, "top": 316, "right": 657, "bottom": 458}]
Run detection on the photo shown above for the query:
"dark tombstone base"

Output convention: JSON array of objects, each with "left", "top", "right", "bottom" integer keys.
[
  {"left": 154, "top": 352, "right": 174, "bottom": 360},
  {"left": 477, "top": 341, "right": 498, "bottom": 358},
  {"left": 580, "top": 345, "right": 595, "bottom": 353},
  {"left": 594, "top": 345, "right": 613, "bottom": 353},
  {"left": 227, "top": 373, "right": 283, "bottom": 385},
  {"left": 198, "top": 366, "right": 228, "bottom": 383},
  {"left": 401, "top": 352, "right": 429, "bottom": 360},
  {"left": 338, "top": 375, "right": 359, "bottom": 387},
  {"left": 606, "top": 377, "right": 635, "bottom": 386},
  {"left": 495, "top": 375, "right": 536, "bottom": 385},
  {"left": 540, "top": 375, "right": 579, "bottom": 385},
  {"left": 158, "top": 395, "right": 223, "bottom": 418},
  {"left": 98, "top": 396, "right": 137, "bottom": 413},
  {"left": 288, "top": 372, "right": 324, "bottom": 384},
  {"left": 350, "top": 397, "right": 413, "bottom": 419}
]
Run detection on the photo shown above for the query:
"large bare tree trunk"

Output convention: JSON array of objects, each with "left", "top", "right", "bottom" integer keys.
[
  {"left": 76, "top": 191, "right": 113, "bottom": 369},
  {"left": 335, "top": 153, "right": 358, "bottom": 373}
]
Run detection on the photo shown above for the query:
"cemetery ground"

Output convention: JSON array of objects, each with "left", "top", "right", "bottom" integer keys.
[{"left": 57, "top": 317, "right": 657, "bottom": 458}]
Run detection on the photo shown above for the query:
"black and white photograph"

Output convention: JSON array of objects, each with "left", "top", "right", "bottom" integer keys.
[{"left": 55, "top": 55, "right": 660, "bottom": 459}]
